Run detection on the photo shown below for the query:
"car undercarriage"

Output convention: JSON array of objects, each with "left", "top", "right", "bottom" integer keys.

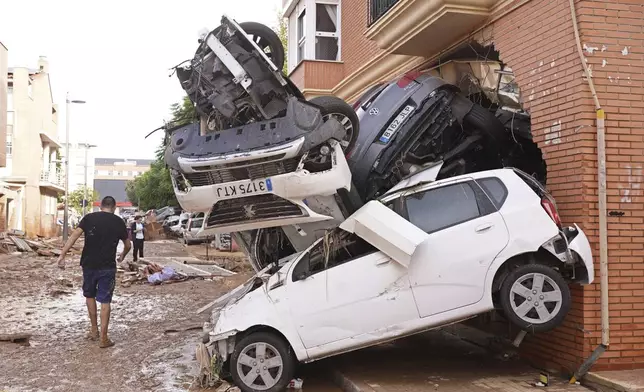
[{"left": 163, "top": 16, "right": 548, "bottom": 273}]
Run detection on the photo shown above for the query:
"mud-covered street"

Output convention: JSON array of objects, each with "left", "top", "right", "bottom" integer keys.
[{"left": 0, "top": 240, "right": 252, "bottom": 392}]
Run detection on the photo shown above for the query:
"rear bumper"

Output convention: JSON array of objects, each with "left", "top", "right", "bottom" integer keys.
[{"left": 568, "top": 224, "right": 594, "bottom": 285}]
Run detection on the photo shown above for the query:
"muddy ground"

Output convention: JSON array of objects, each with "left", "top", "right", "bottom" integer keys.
[{"left": 0, "top": 240, "right": 252, "bottom": 392}]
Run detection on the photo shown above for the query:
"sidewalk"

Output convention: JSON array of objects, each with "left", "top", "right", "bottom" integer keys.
[
  {"left": 331, "top": 329, "right": 591, "bottom": 392},
  {"left": 585, "top": 369, "right": 644, "bottom": 392}
]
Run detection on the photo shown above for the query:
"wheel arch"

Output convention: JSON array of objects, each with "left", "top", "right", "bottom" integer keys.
[
  {"left": 490, "top": 248, "right": 567, "bottom": 295},
  {"left": 236, "top": 324, "right": 305, "bottom": 362}
]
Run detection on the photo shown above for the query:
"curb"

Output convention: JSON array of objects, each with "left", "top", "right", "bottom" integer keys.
[
  {"left": 583, "top": 372, "right": 639, "bottom": 392},
  {"left": 331, "top": 369, "right": 365, "bottom": 392}
]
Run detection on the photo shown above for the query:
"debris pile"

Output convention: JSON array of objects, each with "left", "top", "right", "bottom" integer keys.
[{"left": 0, "top": 232, "right": 81, "bottom": 256}]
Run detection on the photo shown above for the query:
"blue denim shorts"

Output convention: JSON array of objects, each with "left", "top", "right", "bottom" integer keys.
[{"left": 82, "top": 269, "right": 116, "bottom": 303}]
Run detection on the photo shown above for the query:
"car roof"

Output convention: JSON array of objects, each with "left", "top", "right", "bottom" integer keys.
[{"left": 382, "top": 167, "right": 516, "bottom": 200}]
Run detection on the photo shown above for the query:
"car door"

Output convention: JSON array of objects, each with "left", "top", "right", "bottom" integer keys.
[
  {"left": 405, "top": 178, "right": 510, "bottom": 318},
  {"left": 287, "top": 232, "right": 418, "bottom": 349}
]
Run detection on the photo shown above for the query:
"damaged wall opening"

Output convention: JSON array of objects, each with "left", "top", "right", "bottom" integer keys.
[{"left": 421, "top": 42, "right": 547, "bottom": 186}]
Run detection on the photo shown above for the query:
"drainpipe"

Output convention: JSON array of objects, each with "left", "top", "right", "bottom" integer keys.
[{"left": 568, "top": 0, "right": 609, "bottom": 382}]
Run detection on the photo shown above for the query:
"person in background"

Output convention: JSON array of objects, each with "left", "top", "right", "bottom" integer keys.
[
  {"left": 131, "top": 215, "right": 145, "bottom": 261},
  {"left": 56, "top": 196, "right": 131, "bottom": 348}
]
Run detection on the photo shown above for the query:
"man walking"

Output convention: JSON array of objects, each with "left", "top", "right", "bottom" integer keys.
[
  {"left": 130, "top": 215, "right": 145, "bottom": 261},
  {"left": 57, "top": 196, "right": 131, "bottom": 348}
]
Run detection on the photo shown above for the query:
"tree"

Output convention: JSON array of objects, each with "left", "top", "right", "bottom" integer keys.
[
  {"left": 125, "top": 97, "right": 196, "bottom": 210},
  {"left": 68, "top": 186, "right": 99, "bottom": 215},
  {"left": 275, "top": 12, "right": 288, "bottom": 74}
]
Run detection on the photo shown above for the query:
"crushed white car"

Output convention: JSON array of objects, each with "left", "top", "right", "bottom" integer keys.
[{"left": 199, "top": 165, "right": 593, "bottom": 392}]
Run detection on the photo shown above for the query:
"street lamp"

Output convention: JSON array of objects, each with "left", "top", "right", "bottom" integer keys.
[
  {"left": 63, "top": 92, "right": 86, "bottom": 242},
  {"left": 81, "top": 142, "right": 97, "bottom": 216}
]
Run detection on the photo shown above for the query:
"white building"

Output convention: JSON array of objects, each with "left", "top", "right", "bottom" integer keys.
[{"left": 60, "top": 141, "right": 96, "bottom": 192}]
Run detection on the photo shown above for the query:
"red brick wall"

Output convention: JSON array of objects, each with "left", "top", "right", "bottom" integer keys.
[
  {"left": 341, "top": 0, "right": 383, "bottom": 76},
  {"left": 296, "top": 0, "right": 644, "bottom": 372},
  {"left": 492, "top": 0, "right": 644, "bottom": 372}
]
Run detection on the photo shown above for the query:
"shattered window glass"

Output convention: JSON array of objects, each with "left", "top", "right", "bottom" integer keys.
[
  {"left": 405, "top": 182, "right": 480, "bottom": 234},
  {"left": 292, "top": 231, "right": 377, "bottom": 282}
]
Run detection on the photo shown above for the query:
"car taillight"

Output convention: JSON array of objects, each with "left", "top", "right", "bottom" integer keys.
[
  {"left": 541, "top": 197, "right": 562, "bottom": 227},
  {"left": 397, "top": 70, "right": 421, "bottom": 88}
]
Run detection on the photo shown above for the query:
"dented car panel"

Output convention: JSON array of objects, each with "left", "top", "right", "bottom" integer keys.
[
  {"left": 339, "top": 200, "right": 428, "bottom": 267},
  {"left": 206, "top": 167, "right": 595, "bottom": 377}
]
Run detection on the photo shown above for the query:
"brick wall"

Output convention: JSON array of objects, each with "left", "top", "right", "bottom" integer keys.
[
  {"left": 295, "top": 0, "right": 644, "bottom": 372},
  {"left": 341, "top": 0, "right": 383, "bottom": 77},
  {"left": 492, "top": 0, "right": 644, "bottom": 372}
]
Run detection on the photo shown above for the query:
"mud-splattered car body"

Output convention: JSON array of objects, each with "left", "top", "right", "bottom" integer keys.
[{"left": 202, "top": 166, "right": 593, "bottom": 392}]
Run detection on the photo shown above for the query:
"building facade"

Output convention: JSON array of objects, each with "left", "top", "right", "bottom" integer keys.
[
  {"left": 285, "top": 0, "right": 644, "bottom": 373},
  {"left": 61, "top": 141, "right": 96, "bottom": 193},
  {"left": 93, "top": 158, "right": 153, "bottom": 204},
  {"left": 0, "top": 56, "right": 62, "bottom": 237}
]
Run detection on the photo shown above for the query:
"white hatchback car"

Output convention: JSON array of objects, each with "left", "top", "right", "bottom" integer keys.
[{"left": 202, "top": 166, "right": 593, "bottom": 392}]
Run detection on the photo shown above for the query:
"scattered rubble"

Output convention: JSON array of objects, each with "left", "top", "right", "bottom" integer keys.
[{"left": 0, "top": 232, "right": 81, "bottom": 256}]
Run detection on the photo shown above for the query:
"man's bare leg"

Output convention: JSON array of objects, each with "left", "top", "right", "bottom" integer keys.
[
  {"left": 99, "top": 303, "right": 114, "bottom": 348},
  {"left": 86, "top": 297, "right": 99, "bottom": 340}
]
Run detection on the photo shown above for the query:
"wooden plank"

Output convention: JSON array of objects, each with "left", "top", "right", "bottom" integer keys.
[{"left": 9, "top": 236, "right": 33, "bottom": 252}]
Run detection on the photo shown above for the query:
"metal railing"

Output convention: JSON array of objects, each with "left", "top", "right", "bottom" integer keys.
[
  {"left": 40, "top": 169, "right": 65, "bottom": 187},
  {"left": 368, "top": 0, "right": 400, "bottom": 26}
]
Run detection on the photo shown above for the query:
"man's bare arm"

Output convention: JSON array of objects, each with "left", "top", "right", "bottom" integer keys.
[
  {"left": 118, "top": 238, "right": 132, "bottom": 262},
  {"left": 56, "top": 228, "right": 83, "bottom": 268}
]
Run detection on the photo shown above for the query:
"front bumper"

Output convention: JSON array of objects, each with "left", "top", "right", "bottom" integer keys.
[{"left": 173, "top": 142, "right": 352, "bottom": 234}]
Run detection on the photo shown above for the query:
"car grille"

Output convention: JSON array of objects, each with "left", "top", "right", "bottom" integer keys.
[
  {"left": 206, "top": 194, "right": 304, "bottom": 226},
  {"left": 184, "top": 158, "right": 299, "bottom": 186}
]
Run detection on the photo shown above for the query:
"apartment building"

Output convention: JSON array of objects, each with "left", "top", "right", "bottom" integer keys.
[
  {"left": 284, "top": 0, "right": 644, "bottom": 373},
  {"left": 61, "top": 141, "right": 96, "bottom": 192},
  {"left": 0, "top": 56, "right": 62, "bottom": 237},
  {"left": 93, "top": 158, "right": 153, "bottom": 204}
]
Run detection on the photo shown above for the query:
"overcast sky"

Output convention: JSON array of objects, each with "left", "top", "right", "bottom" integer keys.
[{"left": 1, "top": 0, "right": 282, "bottom": 159}]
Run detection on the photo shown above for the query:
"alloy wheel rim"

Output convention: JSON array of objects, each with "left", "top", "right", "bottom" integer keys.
[
  {"left": 322, "top": 113, "right": 354, "bottom": 151},
  {"left": 236, "top": 342, "right": 283, "bottom": 390},
  {"left": 509, "top": 272, "right": 563, "bottom": 324}
]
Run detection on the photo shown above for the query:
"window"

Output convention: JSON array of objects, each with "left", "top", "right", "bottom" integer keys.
[
  {"left": 98, "top": 170, "right": 109, "bottom": 176},
  {"left": 477, "top": 177, "right": 508, "bottom": 209},
  {"left": 405, "top": 182, "right": 481, "bottom": 234},
  {"left": 297, "top": 9, "right": 306, "bottom": 63},
  {"left": 132, "top": 171, "right": 139, "bottom": 176},
  {"left": 108, "top": 171, "right": 114, "bottom": 176},
  {"left": 6, "top": 126, "right": 12, "bottom": 157},
  {"left": 292, "top": 230, "right": 376, "bottom": 282},
  {"left": 315, "top": 3, "right": 339, "bottom": 61},
  {"left": 287, "top": 0, "right": 341, "bottom": 71},
  {"left": 123, "top": 171, "right": 130, "bottom": 177}
]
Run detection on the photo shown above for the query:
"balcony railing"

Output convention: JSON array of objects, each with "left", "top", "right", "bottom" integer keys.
[
  {"left": 368, "top": 0, "right": 400, "bottom": 26},
  {"left": 40, "top": 169, "right": 65, "bottom": 188}
]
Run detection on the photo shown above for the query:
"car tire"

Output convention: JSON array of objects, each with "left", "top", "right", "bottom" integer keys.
[
  {"left": 452, "top": 94, "right": 506, "bottom": 143},
  {"left": 230, "top": 332, "right": 295, "bottom": 392},
  {"left": 309, "top": 95, "right": 360, "bottom": 155},
  {"left": 499, "top": 263, "right": 571, "bottom": 333},
  {"left": 238, "top": 22, "right": 285, "bottom": 72}
]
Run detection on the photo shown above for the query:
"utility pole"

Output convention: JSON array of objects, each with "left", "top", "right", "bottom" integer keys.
[
  {"left": 82, "top": 142, "right": 97, "bottom": 217},
  {"left": 63, "top": 93, "right": 86, "bottom": 242}
]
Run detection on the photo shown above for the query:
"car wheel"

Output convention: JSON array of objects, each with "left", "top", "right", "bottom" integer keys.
[
  {"left": 452, "top": 94, "right": 506, "bottom": 143},
  {"left": 238, "top": 22, "right": 285, "bottom": 72},
  {"left": 230, "top": 332, "right": 295, "bottom": 392},
  {"left": 309, "top": 95, "right": 360, "bottom": 155},
  {"left": 499, "top": 263, "right": 571, "bottom": 333}
]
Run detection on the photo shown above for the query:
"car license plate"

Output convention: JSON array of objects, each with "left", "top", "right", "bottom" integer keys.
[
  {"left": 215, "top": 179, "right": 273, "bottom": 199},
  {"left": 379, "top": 105, "right": 415, "bottom": 143}
]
